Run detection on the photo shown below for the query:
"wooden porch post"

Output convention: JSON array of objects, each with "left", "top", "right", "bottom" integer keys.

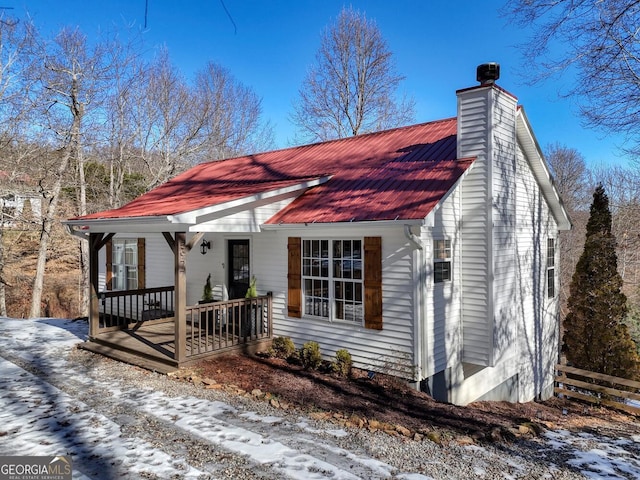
[
  {"left": 89, "top": 233, "right": 100, "bottom": 339},
  {"left": 88, "top": 232, "right": 114, "bottom": 339},
  {"left": 174, "top": 232, "right": 187, "bottom": 363}
]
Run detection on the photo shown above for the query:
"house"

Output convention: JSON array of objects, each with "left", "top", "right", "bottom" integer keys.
[
  {"left": 1, "top": 171, "right": 42, "bottom": 228},
  {"left": 64, "top": 64, "right": 571, "bottom": 405}
]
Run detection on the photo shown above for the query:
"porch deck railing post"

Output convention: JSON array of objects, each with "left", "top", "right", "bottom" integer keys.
[
  {"left": 89, "top": 233, "right": 100, "bottom": 339},
  {"left": 174, "top": 232, "right": 187, "bottom": 363},
  {"left": 267, "top": 291, "right": 273, "bottom": 336}
]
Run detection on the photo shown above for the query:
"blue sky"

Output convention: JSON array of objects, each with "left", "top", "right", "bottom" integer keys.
[{"left": 12, "top": 0, "right": 632, "bottom": 167}]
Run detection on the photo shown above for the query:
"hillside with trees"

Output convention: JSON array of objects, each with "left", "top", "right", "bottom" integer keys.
[{"left": 0, "top": 15, "right": 273, "bottom": 318}]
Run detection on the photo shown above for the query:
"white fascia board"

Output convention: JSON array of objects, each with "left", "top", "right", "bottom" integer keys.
[
  {"left": 62, "top": 216, "right": 190, "bottom": 233},
  {"left": 260, "top": 219, "right": 423, "bottom": 231},
  {"left": 424, "top": 158, "right": 477, "bottom": 228},
  {"left": 169, "top": 176, "right": 332, "bottom": 225},
  {"left": 516, "top": 109, "right": 572, "bottom": 231}
]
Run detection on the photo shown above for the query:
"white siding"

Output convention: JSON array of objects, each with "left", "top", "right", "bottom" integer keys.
[
  {"left": 423, "top": 186, "right": 463, "bottom": 377},
  {"left": 198, "top": 198, "right": 296, "bottom": 232},
  {"left": 514, "top": 145, "right": 559, "bottom": 401},
  {"left": 490, "top": 89, "right": 519, "bottom": 364},
  {"left": 255, "top": 226, "right": 417, "bottom": 379},
  {"left": 457, "top": 86, "right": 519, "bottom": 367},
  {"left": 458, "top": 88, "right": 492, "bottom": 366}
]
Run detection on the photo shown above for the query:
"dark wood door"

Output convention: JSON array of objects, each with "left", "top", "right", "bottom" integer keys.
[{"left": 228, "top": 239, "right": 250, "bottom": 299}]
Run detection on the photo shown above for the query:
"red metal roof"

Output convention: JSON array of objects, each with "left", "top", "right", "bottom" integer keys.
[{"left": 73, "top": 117, "right": 472, "bottom": 223}]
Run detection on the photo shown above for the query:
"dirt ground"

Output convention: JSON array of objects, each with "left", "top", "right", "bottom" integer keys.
[{"left": 194, "top": 352, "right": 640, "bottom": 443}]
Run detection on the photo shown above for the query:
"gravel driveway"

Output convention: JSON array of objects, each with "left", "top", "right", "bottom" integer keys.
[{"left": 1, "top": 318, "right": 638, "bottom": 479}]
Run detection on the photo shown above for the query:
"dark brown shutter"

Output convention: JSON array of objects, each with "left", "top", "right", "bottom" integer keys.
[
  {"left": 364, "top": 236, "right": 382, "bottom": 330},
  {"left": 105, "top": 239, "right": 113, "bottom": 291},
  {"left": 137, "top": 238, "right": 146, "bottom": 289},
  {"left": 287, "top": 237, "right": 302, "bottom": 318}
]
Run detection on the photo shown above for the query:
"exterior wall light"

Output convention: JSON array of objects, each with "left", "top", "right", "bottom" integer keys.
[{"left": 200, "top": 239, "right": 211, "bottom": 255}]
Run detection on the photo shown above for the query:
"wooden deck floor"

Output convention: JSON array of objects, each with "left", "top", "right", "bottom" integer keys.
[{"left": 80, "top": 320, "right": 272, "bottom": 373}]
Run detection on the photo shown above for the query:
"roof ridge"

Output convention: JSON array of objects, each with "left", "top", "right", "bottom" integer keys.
[{"left": 200, "top": 117, "right": 458, "bottom": 166}]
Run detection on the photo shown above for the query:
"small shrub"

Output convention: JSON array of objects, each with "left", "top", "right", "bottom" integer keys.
[
  {"left": 271, "top": 336, "right": 296, "bottom": 359},
  {"left": 300, "top": 341, "right": 323, "bottom": 370},
  {"left": 331, "top": 349, "right": 352, "bottom": 377}
]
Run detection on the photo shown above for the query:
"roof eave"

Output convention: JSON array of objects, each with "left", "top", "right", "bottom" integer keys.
[
  {"left": 516, "top": 108, "right": 572, "bottom": 231},
  {"left": 261, "top": 218, "right": 424, "bottom": 230},
  {"left": 62, "top": 215, "right": 188, "bottom": 233}
]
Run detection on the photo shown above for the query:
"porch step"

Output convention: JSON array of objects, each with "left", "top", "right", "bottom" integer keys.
[{"left": 78, "top": 341, "right": 179, "bottom": 375}]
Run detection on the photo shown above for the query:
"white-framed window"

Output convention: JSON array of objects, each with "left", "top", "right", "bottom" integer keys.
[
  {"left": 302, "top": 239, "right": 363, "bottom": 324},
  {"left": 547, "top": 238, "right": 556, "bottom": 298},
  {"left": 434, "top": 239, "right": 451, "bottom": 283},
  {"left": 112, "top": 238, "right": 139, "bottom": 291}
]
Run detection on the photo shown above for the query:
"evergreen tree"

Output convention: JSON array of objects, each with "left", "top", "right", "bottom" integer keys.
[{"left": 563, "top": 185, "right": 640, "bottom": 380}]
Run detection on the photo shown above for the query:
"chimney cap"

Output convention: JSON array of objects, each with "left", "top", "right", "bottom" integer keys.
[{"left": 477, "top": 63, "right": 500, "bottom": 85}]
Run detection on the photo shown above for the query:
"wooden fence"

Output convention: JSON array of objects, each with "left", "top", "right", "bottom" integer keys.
[{"left": 555, "top": 363, "right": 640, "bottom": 416}]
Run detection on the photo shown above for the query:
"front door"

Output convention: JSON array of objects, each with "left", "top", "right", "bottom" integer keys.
[{"left": 228, "top": 239, "right": 250, "bottom": 299}]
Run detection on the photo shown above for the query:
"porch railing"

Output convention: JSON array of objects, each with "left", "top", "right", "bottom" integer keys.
[
  {"left": 99, "top": 286, "right": 175, "bottom": 332},
  {"left": 185, "top": 294, "right": 273, "bottom": 358}
]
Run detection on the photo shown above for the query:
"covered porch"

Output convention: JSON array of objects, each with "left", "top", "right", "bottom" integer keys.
[{"left": 78, "top": 231, "right": 273, "bottom": 373}]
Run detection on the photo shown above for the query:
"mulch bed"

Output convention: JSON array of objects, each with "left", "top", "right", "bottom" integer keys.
[{"left": 193, "top": 353, "right": 640, "bottom": 443}]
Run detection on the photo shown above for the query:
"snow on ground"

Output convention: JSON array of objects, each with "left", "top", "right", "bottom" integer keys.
[
  {"left": 544, "top": 430, "right": 640, "bottom": 479},
  {"left": 0, "top": 317, "right": 639, "bottom": 479}
]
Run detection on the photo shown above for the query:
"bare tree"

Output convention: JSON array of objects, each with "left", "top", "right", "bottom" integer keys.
[
  {"left": 546, "top": 143, "right": 590, "bottom": 211},
  {"left": 132, "top": 49, "right": 208, "bottom": 188},
  {"left": 194, "top": 61, "right": 274, "bottom": 160},
  {"left": 291, "top": 7, "right": 415, "bottom": 142},
  {"left": 544, "top": 144, "right": 590, "bottom": 320},
  {"left": 28, "top": 26, "right": 116, "bottom": 318},
  {"left": 133, "top": 50, "right": 274, "bottom": 189},
  {"left": 0, "top": 15, "right": 37, "bottom": 316},
  {"left": 505, "top": 0, "right": 640, "bottom": 152},
  {"left": 100, "top": 34, "right": 145, "bottom": 208}
]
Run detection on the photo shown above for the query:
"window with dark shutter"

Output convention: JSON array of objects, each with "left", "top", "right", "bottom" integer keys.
[
  {"left": 107, "top": 237, "right": 145, "bottom": 291},
  {"left": 105, "top": 239, "right": 113, "bottom": 291},
  {"left": 364, "top": 236, "right": 382, "bottom": 330},
  {"left": 137, "top": 238, "right": 146, "bottom": 289},
  {"left": 287, "top": 237, "right": 302, "bottom": 317}
]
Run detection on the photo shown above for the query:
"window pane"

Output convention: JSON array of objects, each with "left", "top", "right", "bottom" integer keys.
[
  {"left": 303, "top": 240, "right": 311, "bottom": 256},
  {"left": 353, "top": 240, "right": 361, "bottom": 259},
  {"left": 335, "top": 281, "right": 343, "bottom": 299},
  {"left": 343, "top": 240, "right": 352, "bottom": 259},
  {"left": 434, "top": 239, "right": 451, "bottom": 260},
  {"left": 353, "top": 259, "right": 362, "bottom": 279},
  {"left": 434, "top": 261, "right": 451, "bottom": 283},
  {"left": 333, "top": 240, "right": 341, "bottom": 258},
  {"left": 333, "top": 260, "right": 342, "bottom": 278},
  {"left": 321, "top": 240, "right": 329, "bottom": 258},
  {"left": 345, "top": 282, "right": 353, "bottom": 300},
  {"left": 547, "top": 269, "right": 555, "bottom": 298},
  {"left": 547, "top": 239, "right": 555, "bottom": 268}
]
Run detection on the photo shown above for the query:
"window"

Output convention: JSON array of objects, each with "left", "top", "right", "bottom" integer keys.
[
  {"left": 302, "top": 239, "right": 363, "bottom": 323},
  {"left": 547, "top": 238, "right": 556, "bottom": 298},
  {"left": 434, "top": 239, "right": 451, "bottom": 283},
  {"left": 112, "top": 239, "right": 139, "bottom": 291}
]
